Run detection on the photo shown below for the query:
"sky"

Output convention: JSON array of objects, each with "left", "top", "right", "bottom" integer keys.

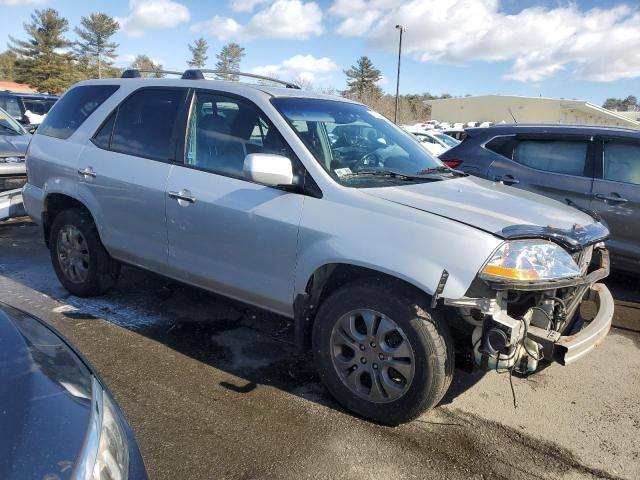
[{"left": 1, "top": 0, "right": 639, "bottom": 105}]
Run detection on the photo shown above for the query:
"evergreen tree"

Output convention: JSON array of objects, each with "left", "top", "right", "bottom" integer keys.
[
  {"left": 74, "top": 13, "right": 119, "bottom": 79},
  {"left": 0, "top": 51, "right": 17, "bottom": 81},
  {"left": 187, "top": 38, "right": 208, "bottom": 68},
  {"left": 9, "top": 9, "right": 77, "bottom": 94},
  {"left": 215, "top": 43, "right": 245, "bottom": 81},
  {"left": 344, "top": 56, "right": 383, "bottom": 100},
  {"left": 130, "top": 55, "right": 164, "bottom": 78}
]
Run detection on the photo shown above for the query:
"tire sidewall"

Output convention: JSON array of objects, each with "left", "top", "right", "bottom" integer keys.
[
  {"left": 49, "top": 209, "right": 110, "bottom": 297},
  {"left": 313, "top": 280, "right": 450, "bottom": 425}
]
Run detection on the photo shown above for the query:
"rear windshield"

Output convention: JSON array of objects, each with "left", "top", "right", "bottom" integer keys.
[
  {"left": 21, "top": 97, "right": 57, "bottom": 115},
  {"left": 38, "top": 85, "right": 119, "bottom": 140}
]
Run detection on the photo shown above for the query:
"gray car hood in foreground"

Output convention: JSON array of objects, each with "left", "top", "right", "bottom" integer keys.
[{"left": 363, "top": 176, "right": 604, "bottom": 246}]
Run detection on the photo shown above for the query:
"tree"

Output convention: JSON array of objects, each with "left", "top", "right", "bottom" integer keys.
[
  {"left": 603, "top": 95, "right": 638, "bottom": 111},
  {"left": 130, "top": 55, "right": 164, "bottom": 77},
  {"left": 74, "top": 13, "right": 119, "bottom": 79},
  {"left": 215, "top": 43, "right": 245, "bottom": 81},
  {"left": 344, "top": 56, "right": 383, "bottom": 100},
  {"left": 187, "top": 38, "right": 208, "bottom": 68},
  {"left": 9, "top": 9, "right": 77, "bottom": 93},
  {"left": 0, "top": 51, "right": 17, "bottom": 81}
]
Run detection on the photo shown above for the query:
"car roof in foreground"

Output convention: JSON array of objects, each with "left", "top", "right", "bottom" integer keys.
[
  {"left": 466, "top": 123, "right": 640, "bottom": 138},
  {"left": 74, "top": 78, "right": 360, "bottom": 104}
]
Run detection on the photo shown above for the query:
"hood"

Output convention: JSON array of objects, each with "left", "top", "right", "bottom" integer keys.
[
  {"left": 363, "top": 176, "right": 608, "bottom": 250},
  {"left": 0, "top": 134, "right": 30, "bottom": 157},
  {"left": 0, "top": 303, "right": 92, "bottom": 480}
]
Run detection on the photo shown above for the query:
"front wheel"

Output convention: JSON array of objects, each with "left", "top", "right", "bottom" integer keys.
[{"left": 312, "top": 279, "right": 454, "bottom": 425}]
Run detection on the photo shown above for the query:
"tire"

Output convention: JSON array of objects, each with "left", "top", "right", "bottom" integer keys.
[
  {"left": 49, "top": 208, "right": 120, "bottom": 297},
  {"left": 312, "top": 278, "right": 454, "bottom": 425}
]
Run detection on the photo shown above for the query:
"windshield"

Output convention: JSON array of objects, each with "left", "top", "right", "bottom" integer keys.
[
  {"left": 434, "top": 132, "right": 460, "bottom": 148},
  {"left": 0, "top": 107, "right": 26, "bottom": 135},
  {"left": 272, "top": 98, "right": 447, "bottom": 187}
]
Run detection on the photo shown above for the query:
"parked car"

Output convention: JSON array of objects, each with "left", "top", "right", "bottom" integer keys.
[
  {"left": 0, "top": 106, "right": 30, "bottom": 192},
  {"left": 23, "top": 72, "right": 613, "bottom": 425},
  {"left": 403, "top": 128, "right": 448, "bottom": 156},
  {"left": 440, "top": 128, "right": 468, "bottom": 142},
  {"left": 441, "top": 124, "right": 640, "bottom": 274},
  {"left": 0, "top": 91, "right": 58, "bottom": 130},
  {"left": 0, "top": 301, "right": 147, "bottom": 479}
]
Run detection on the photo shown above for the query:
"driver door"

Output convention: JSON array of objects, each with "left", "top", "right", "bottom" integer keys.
[{"left": 165, "top": 91, "right": 305, "bottom": 316}]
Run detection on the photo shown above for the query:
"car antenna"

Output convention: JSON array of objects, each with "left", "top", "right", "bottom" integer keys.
[{"left": 508, "top": 107, "right": 518, "bottom": 124}]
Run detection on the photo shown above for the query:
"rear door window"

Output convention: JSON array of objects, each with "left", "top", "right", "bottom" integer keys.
[
  {"left": 111, "top": 88, "right": 187, "bottom": 161},
  {"left": 485, "top": 136, "right": 515, "bottom": 159},
  {"left": 603, "top": 141, "right": 640, "bottom": 185},
  {"left": 513, "top": 139, "right": 588, "bottom": 176}
]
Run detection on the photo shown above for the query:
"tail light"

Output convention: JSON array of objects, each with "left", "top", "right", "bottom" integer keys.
[{"left": 442, "top": 159, "right": 462, "bottom": 168}]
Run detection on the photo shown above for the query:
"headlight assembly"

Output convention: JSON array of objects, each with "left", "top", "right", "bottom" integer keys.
[
  {"left": 479, "top": 240, "right": 581, "bottom": 282},
  {"left": 73, "top": 377, "right": 130, "bottom": 480}
]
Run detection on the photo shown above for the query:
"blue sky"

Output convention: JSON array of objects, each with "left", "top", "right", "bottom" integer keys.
[{"left": 2, "top": 0, "right": 639, "bottom": 105}]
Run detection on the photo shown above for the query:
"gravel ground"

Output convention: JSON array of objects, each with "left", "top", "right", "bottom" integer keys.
[{"left": 1, "top": 217, "right": 638, "bottom": 480}]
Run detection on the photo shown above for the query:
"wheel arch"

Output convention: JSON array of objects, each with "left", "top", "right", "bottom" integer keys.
[
  {"left": 43, "top": 193, "right": 96, "bottom": 248},
  {"left": 293, "top": 262, "right": 434, "bottom": 352}
]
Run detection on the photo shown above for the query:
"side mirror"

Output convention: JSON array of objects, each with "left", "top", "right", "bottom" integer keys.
[{"left": 243, "top": 153, "right": 294, "bottom": 186}]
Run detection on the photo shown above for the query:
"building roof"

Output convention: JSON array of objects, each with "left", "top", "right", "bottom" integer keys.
[
  {"left": 425, "top": 94, "right": 640, "bottom": 129},
  {"left": 0, "top": 81, "right": 37, "bottom": 93}
]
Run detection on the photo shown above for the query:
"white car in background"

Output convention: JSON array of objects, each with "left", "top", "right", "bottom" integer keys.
[{"left": 404, "top": 128, "right": 460, "bottom": 156}]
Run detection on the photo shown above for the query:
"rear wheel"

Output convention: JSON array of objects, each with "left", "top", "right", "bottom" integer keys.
[
  {"left": 50, "top": 208, "right": 120, "bottom": 296},
  {"left": 313, "top": 279, "right": 454, "bottom": 425}
]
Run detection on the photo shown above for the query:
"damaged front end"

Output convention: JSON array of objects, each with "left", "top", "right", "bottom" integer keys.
[{"left": 446, "top": 223, "right": 614, "bottom": 374}]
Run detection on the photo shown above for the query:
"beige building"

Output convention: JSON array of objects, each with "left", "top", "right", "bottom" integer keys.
[{"left": 426, "top": 95, "right": 640, "bottom": 128}]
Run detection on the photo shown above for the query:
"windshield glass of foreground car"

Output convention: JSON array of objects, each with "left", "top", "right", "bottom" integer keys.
[
  {"left": 272, "top": 98, "right": 449, "bottom": 187},
  {"left": 0, "top": 107, "right": 26, "bottom": 135}
]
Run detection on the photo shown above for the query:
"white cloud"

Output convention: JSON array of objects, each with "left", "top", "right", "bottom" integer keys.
[
  {"left": 190, "top": 16, "right": 242, "bottom": 40},
  {"left": 0, "top": 0, "right": 46, "bottom": 4},
  {"left": 191, "top": 0, "right": 323, "bottom": 41},
  {"left": 251, "top": 54, "right": 340, "bottom": 84},
  {"left": 329, "top": 0, "right": 640, "bottom": 82},
  {"left": 117, "top": 0, "right": 190, "bottom": 37},
  {"left": 229, "top": 0, "right": 270, "bottom": 12}
]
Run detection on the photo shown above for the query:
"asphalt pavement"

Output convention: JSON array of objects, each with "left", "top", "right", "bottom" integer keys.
[{"left": 1, "top": 217, "right": 638, "bottom": 480}]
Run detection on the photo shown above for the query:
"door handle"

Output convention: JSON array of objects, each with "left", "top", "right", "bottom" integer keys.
[
  {"left": 494, "top": 175, "right": 519, "bottom": 185},
  {"left": 595, "top": 193, "right": 628, "bottom": 204},
  {"left": 168, "top": 190, "right": 196, "bottom": 204},
  {"left": 77, "top": 167, "right": 96, "bottom": 178}
]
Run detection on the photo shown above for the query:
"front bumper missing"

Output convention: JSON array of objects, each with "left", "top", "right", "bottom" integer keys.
[{"left": 528, "top": 283, "right": 614, "bottom": 365}]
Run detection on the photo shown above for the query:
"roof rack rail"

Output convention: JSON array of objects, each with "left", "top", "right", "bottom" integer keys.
[
  {"left": 181, "top": 69, "right": 300, "bottom": 89},
  {"left": 121, "top": 69, "right": 183, "bottom": 78}
]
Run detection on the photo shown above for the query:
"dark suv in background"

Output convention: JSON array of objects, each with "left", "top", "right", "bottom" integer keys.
[
  {"left": 441, "top": 125, "right": 640, "bottom": 274},
  {"left": 0, "top": 91, "right": 58, "bottom": 130}
]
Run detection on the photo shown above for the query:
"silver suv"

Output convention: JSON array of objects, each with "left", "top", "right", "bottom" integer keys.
[{"left": 23, "top": 70, "right": 614, "bottom": 424}]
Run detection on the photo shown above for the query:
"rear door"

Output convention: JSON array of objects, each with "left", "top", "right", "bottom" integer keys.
[
  {"left": 486, "top": 133, "right": 594, "bottom": 208},
  {"left": 590, "top": 137, "right": 640, "bottom": 271},
  {"left": 80, "top": 87, "right": 188, "bottom": 272},
  {"left": 165, "top": 90, "right": 305, "bottom": 316}
]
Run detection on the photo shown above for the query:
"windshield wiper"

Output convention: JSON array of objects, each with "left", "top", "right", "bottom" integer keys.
[
  {"left": 0, "top": 124, "right": 19, "bottom": 135},
  {"left": 416, "top": 166, "right": 467, "bottom": 177},
  {"left": 342, "top": 169, "right": 429, "bottom": 181}
]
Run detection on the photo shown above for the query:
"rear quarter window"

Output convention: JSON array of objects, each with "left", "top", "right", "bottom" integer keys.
[
  {"left": 485, "top": 136, "right": 515, "bottom": 159},
  {"left": 38, "top": 85, "right": 119, "bottom": 140}
]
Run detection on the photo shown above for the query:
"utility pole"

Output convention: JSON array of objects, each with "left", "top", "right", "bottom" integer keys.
[{"left": 394, "top": 24, "right": 405, "bottom": 124}]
